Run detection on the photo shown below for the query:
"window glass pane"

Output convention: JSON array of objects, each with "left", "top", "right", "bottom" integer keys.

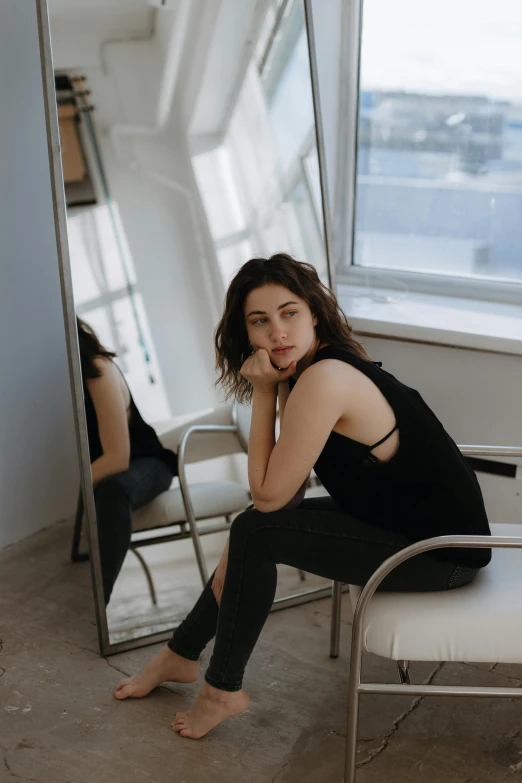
[
  {"left": 192, "top": 148, "right": 246, "bottom": 240},
  {"left": 355, "top": 0, "right": 522, "bottom": 282},
  {"left": 68, "top": 204, "right": 136, "bottom": 304},
  {"left": 268, "top": 29, "right": 315, "bottom": 173},
  {"left": 217, "top": 240, "right": 255, "bottom": 287},
  {"left": 67, "top": 204, "right": 171, "bottom": 421},
  {"left": 192, "top": 3, "right": 328, "bottom": 287},
  {"left": 255, "top": 0, "right": 285, "bottom": 67}
]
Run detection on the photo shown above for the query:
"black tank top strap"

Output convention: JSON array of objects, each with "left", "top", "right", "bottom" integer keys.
[{"left": 369, "top": 423, "right": 398, "bottom": 451}]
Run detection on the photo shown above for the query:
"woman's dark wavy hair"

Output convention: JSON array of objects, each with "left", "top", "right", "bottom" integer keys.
[
  {"left": 214, "top": 253, "right": 369, "bottom": 402},
  {"left": 76, "top": 317, "right": 116, "bottom": 379}
]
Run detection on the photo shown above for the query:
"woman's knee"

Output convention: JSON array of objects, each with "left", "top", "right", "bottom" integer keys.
[{"left": 230, "top": 507, "right": 269, "bottom": 542}]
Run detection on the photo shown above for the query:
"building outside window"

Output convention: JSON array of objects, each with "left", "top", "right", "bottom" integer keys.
[{"left": 346, "top": 0, "right": 522, "bottom": 288}]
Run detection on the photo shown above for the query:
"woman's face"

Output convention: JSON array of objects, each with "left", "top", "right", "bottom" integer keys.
[{"left": 244, "top": 284, "right": 318, "bottom": 369}]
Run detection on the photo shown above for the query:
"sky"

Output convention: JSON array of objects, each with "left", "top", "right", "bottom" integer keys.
[{"left": 361, "top": 0, "right": 522, "bottom": 102}]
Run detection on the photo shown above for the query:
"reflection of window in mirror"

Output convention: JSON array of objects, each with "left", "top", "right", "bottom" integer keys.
[
  {"left": 67, "top": 205, "right": 171, "bottom": 421},
  {"left": 191, "top": 0, "right": 327, "bottom": 287}
]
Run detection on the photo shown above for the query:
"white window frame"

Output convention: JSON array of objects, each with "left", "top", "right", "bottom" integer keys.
[{"left": 335, "top": 0, "right": 522, "bottom": 306}]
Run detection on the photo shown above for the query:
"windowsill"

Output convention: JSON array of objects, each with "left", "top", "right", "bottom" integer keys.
[{"left": 337, "top": 284, "right": 522, "bottom": 356}]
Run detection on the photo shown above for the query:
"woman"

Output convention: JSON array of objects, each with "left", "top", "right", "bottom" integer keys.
[
  {"left": 113, "top": 254, "right": 491, "bottom": 738},
  {"left": 78, "top": 318, "right": 178, "bottom": 605}
]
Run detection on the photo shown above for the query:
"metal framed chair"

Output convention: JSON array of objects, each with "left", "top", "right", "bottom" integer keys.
[
  {"left": 71, "top": 403, "right": 251, "bottom": 600},
  {"left": 326, "top": 444, "right": 522, "bottom": 782}
]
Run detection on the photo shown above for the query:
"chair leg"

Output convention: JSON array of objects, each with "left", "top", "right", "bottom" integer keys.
[
  {"left": 178, "top": 435, "right": 209, "bottom": 587},
  {"left": 345, "top": 644, "right": 362, "bottom": 783},
  {"left": 330, "top": 580, "right": 343, "bottom": 658},
  {"left": 130, "top": 547, "right": 158, "bottom": 606},
  {"left": 397, "top": 660, "right": 411, "bottom": 684},
  {"left": 71, "top": 489, "right": 89, "bottom": 563}
]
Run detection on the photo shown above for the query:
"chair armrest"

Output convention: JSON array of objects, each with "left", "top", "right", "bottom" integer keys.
[
  {"left": 350, "top": 533, "right": 522, "bottom": 666},
  {"left": 169, "top": 414, "right": 244, "bottom": 465},
  {"left": 177, "top": 424, "right": 240, "bottom": 477},
  {"left": 458, "top": 445, "right": 522, "bottom": 458},
  {"left": 359, "top": 534, "right": 521, "bottom": 603},
  {"left": 156, "top": 405, "right": 243, "bottom": 461},
  {"left": 176, "top": 423, "right": 243, "bottom": 584}
]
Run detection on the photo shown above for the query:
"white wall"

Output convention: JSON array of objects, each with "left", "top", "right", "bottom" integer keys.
[
  {"left": 363, "top": 336, "right": 522, "bottom": 525},
  {"left": 101, "top": 132, "right": 222, "bottom": 414},
  {"left": 0, "top": 1, "right": 79, "bottom": 548}
]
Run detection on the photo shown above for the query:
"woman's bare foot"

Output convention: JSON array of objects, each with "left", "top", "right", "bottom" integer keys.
[
  {"left": 171, "top": 681, "right": 250, "bottom": 738},
  {"left": 114, "top": 646, "right": 199, "bottom": 700}
]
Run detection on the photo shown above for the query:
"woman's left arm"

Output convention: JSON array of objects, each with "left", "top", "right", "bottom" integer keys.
[{"left": 247, "top": 359, "right": 346, "bottom": 512}]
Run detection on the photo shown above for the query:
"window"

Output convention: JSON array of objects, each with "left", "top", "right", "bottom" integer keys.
[
  {"left": 192, "top": 0, "right": 328, "bottom": 287},
  {"left": 67, "top": 204, "right": 171, "bottom": 421},
  {"left": 347, "top": 0, "right": 522, "bottom": 287}
]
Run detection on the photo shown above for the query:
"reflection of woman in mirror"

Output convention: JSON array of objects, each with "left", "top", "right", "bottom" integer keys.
[
  {"left": 114, "top": 254, "right": 490, "bottom": 738},
  {"left": 77, "top": 318, "right": 178, "bottom": 605}
]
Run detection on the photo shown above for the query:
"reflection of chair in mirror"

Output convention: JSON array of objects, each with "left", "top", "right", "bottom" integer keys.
[
  {"left": 71, "top": 403, "right": 252, "bottom": 603},
  {"left": 173, "top": 400, "right": 309, "bottom": 590},
  {"left": 71, "top": 400, "right": 310, "bottom": 603}
]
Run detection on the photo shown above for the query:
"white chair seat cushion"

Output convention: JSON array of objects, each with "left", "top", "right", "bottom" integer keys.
[
  {"left": 132, "top": 482, "right": 250, "bottom": 532},
  {"left": 349, "top": 523, "right": 522, "bottom": 664}
]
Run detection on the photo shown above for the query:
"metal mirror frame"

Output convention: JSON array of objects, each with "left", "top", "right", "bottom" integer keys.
[
  {"left": 36, "top": 0, "right": 112, "bottom": 655},
  {"left": 38, "top": 0, "right": 337, "bottom": 657}
]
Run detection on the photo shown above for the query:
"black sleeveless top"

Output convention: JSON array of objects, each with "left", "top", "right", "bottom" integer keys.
[
  {"left": 83, "top": 368, "right": 178, "bottom": 475},
  {"left": 290, "top": 345, "right": 491, "bottom": 568}
]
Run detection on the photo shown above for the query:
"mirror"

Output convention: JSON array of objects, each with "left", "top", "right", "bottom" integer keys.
[{"left": 46, "top": 0, "right": 334, "bottom": 655}]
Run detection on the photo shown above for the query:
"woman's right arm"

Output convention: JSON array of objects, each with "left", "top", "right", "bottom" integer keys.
[
  {"left": 277, "top": 381, "right": 309, "bottom": 509},
  {"left": 86, "top": 358, "right": 131, "bottom": 486},
  {"left": 278, "top": 380, "right": 291, "bottom": 424}
]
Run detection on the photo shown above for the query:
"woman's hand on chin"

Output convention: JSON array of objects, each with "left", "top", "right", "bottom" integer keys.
[{"left": 240, "top": 348, "right": 296, "bottom": 393}]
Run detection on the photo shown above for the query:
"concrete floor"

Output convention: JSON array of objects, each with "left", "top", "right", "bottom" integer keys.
[{"left": 2, "top": 520, "right": 522, "bottom": 783}]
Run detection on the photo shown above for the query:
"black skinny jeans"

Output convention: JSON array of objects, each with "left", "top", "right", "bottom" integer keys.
[
  {"left": 95, "top": 456, "right": 174, "bottom": 605},
  {"left": 168, "top": 496, "right": 478, "bottom": 692}
]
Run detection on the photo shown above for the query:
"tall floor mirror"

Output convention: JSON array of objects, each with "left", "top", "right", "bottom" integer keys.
[{"left": 40, "top": 0, "right": 334, "bottom": 655}]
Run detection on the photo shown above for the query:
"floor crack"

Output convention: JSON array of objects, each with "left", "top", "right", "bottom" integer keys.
[
  {"left": 3, "top": 748, "right": 42, "bottom": 782},
  {"left": 272, "top": 758, "right": 291, "bottom": 783},
  {"left": 104, "top": 658, "right": 130, "bottom": 678},
  {"left": 62, "top": 639, "right": 99, "bottom": 656},
  {"left": 465, "top": 662, "right": 522, "bottom": 685},
  {"left": 356, "top": 661, "right": 445, "bottom": 769}
]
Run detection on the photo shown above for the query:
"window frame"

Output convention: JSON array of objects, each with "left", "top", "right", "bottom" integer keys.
[{"left": 336, "top": 0, "right": 522, "bottom": 306}]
